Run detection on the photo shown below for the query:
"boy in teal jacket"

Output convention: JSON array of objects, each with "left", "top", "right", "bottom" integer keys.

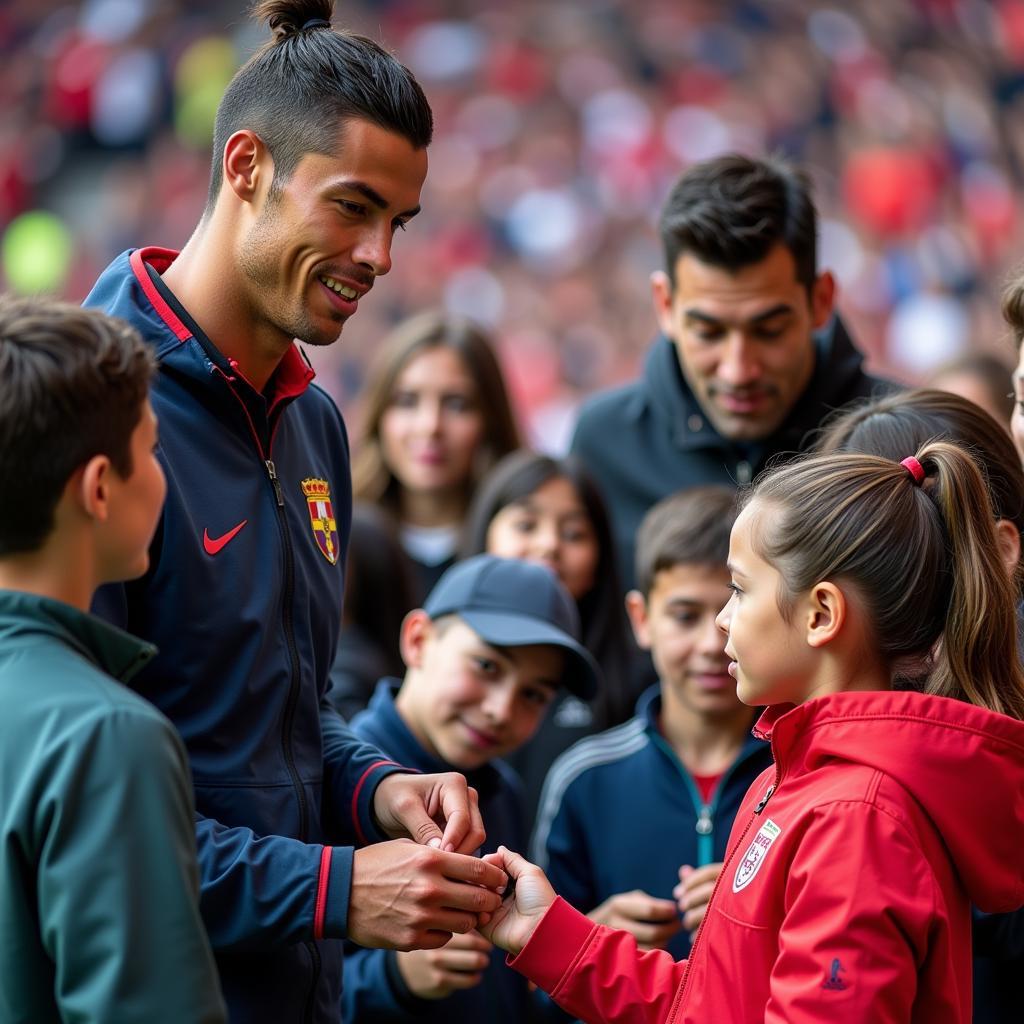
[{"left": 0, "top": 296, "right": 225, "bottom": 1023}]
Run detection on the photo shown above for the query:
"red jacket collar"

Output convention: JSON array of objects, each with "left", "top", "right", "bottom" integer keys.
[{"left": 129, "top": 246, "right": 316, "bottom": 406}]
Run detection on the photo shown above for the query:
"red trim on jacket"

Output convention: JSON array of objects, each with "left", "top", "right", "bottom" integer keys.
[
  {"left": 351, "top": 761, "right": 403, "bottom": 846},
  {"left": 129, "top": 248, "right": 192, "bottom": 341},
  {"left": 313, "top": 845, "right": 332, "bottom": 940}
]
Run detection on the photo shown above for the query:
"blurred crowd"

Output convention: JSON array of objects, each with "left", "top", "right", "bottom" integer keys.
[{"left": 3, "top": 0, "right": 1024, "bottom": 449}]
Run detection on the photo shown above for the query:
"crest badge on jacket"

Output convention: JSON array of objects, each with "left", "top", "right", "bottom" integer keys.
[
  {"left": 301, "top": 478, "right": 339, "bottom": 565},
  {"left": 732, "top": 818, "right": 781, "bottom": 892}
]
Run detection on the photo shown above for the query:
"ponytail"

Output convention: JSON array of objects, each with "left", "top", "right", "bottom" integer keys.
[
  {"left": 917, "top": 442, "right": 1024, "bottom": 718},
  {"left": 747, "top": 443, "right": 1024, "bottom": 720}
]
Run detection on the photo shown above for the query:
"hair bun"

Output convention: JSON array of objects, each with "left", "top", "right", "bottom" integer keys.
[{"left": 250, "top": 0, "right": 335, "bottom": 42}]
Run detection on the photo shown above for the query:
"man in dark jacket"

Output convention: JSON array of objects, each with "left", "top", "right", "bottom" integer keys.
[
  {"left": 84, "top": 5, "right": 505, "bottom": 1022},
  {"left": 571, "top": 154, "right": 892, "bottom": 585}
]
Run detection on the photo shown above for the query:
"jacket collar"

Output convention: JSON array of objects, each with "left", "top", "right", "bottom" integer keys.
[
  {"left": 0, "top": 590, "right": 156, "bottom": 682},
  {"left": 753, "top": 689, "right": 1024, "bottom": 913}
]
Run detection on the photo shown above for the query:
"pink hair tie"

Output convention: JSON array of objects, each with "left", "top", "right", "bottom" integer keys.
[{"left": 900, "top": 456, "right": 925, "bottom": 485}]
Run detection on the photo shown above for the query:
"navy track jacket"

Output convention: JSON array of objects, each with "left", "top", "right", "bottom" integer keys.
[
  {"left": 532, "top": 685, "right": 773, "bottom": 962},
  {"left": 86, "top": 248, "right": 407, "bottom": 1023}
]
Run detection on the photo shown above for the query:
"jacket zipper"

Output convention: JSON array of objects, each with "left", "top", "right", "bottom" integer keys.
[
  {"left": 669, "top": 763, "right": 780, "bottom": 1022},
  {"left": 215, "top": 365, "right": 322, "bottom": 1013},
  {"left": 265, "top": 457, "right": 322, "bottom": 1021},
  {"left": 653, "top": 733, "right": 764, "bottom": 867},
  {"left": 264, "top": 458, "right": 310, "bottom": 841}
]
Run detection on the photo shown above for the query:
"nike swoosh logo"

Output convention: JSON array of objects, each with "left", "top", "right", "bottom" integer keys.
[{"left": 203, "top": 520, "right": 248, "bottom": 556}]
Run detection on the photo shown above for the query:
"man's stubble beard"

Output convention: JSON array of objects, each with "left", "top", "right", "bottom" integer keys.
[{"left": 237, "top": 199, "right": 343, "bottom": 348}]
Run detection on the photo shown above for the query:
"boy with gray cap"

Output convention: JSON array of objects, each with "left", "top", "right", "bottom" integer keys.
[{"left": 342, "top": 554, "right": 599, "bottom": 1023}]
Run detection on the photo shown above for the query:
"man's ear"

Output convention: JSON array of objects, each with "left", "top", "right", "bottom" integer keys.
[
  {"left": 810, "top": 270, "right": 836, "bottom": 330},
  {"left": 75, "top": 454, "right": 113, "bottom": 524},
  {"left": 994, "top": 518, "right": 1021, "bottom": 578},
  {"left": 650, "top": 270, "right": 675, "bottom": 337},
  {"left": 804, "top": 580, "right": 846, "bottom": 649},
  {"left": 399, "top": 610, "right": 434, "bottom": 670},
  {"left": 625, "top": 590, "right": 652, "bottom": 650},
  {"left": 222, "top": 129, "right": 273, "bottom": 205}
]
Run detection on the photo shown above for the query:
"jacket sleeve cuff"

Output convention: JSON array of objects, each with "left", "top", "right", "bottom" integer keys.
[
  {"left": 319, "top": 845, "right": 353, "bottom": 938},
  {"left": 507, "top": 896, "right": 597, "bottom": 993},
  {"left": 353, "top": 761, "right": 412, "bottom": 846}
]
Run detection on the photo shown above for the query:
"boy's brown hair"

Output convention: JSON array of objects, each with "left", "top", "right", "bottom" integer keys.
[
  {"left": 0, "top": 295, "right": 155, "bottom": 556},
  {"left": 634, "top": 485, "right": 737, "bottom": 596}
]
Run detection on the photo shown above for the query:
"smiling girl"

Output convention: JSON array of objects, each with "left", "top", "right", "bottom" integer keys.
[
  {"left": 352, "top": 312, "right": 520, "bottom": 601},
  {"left": 478, "top": 443, "right": 1024, "bottom": 1024}
]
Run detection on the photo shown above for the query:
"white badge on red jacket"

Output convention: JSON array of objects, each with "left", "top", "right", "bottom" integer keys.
[{"left": 732, "top": 819, "right": 782, "bottom": 892}]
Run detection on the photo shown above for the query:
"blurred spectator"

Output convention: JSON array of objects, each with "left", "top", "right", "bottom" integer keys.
[
  {"left": 925, "top": 352, "right": 1015, "bottom": 429},
  {"left": 4, "top": 0, "right": 1024, "bottom": 440},
  {"left": 351, "top": 311, "right": 521, "bottom": 601},
  {"left": 1002, "top": 269, "right": 1024, "bottom": 466}
]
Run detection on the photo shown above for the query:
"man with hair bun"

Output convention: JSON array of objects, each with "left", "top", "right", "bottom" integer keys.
[{"left": 83, "top": 3, "right": 506, "bottom": 1021}]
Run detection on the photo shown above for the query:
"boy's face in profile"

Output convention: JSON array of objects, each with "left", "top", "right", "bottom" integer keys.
[
  {"left": 397, "top": 615, "right": 561, "bottom": 770},
  {"left": 97, "top": 399, "right": 166, "bottom": 583},
  {"left": 628, "top": 563, "right": 742, "bottom": 717}
]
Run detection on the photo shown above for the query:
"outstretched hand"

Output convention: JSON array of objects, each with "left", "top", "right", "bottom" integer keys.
[
  {"left": 372, "top": 771, "right": 484, "bottom": 854},
  {"left": 477, "top": 846, "right": 556, "bottom": 957}
]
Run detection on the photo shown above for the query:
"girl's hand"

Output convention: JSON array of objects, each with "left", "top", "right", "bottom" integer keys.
[{"left": 477, "top": 846, "right": 556, "bottom": 956}]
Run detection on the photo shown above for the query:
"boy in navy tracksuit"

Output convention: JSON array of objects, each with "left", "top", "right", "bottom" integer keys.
[
  {"left": 532, "top": 486, "right": 772, "bottom": 973},
  {"left": 343, "top": 555, "right": 600, "bottom": 1023}
]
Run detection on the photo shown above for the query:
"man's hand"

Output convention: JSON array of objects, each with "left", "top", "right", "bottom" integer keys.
[
  {"left": 373, "top": 772, "right": 484, "bottom": 853},
  {"left": 587, "top": 890, "right": 681, "bottom": 951},
  {"left": 396, "top": 930, "right": 493, "bottom": 999},
  {"left": 673, "top": 862, "right": 723, "bottom": 934},
  {"left": 477, "top": 846, "right": 556, "bottom": 957},
  {"left": 348, "top": 839, "right": 506, "bottom": 950}
]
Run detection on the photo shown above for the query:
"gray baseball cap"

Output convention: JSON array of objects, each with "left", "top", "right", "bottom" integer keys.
[{"left": 423, "top": 555, "right": 601, "bottom": 700}]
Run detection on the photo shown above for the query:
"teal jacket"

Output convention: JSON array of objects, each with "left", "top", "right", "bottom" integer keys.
[{"left": 0, "top": 590, "right": 225, "bottom": 1023}]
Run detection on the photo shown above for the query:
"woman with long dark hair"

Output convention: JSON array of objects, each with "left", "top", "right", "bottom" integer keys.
[{"left": 352, "top": 311, "right": 520, "bottom": 601}]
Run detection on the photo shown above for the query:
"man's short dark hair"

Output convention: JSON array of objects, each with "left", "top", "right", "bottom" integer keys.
[
  {"left": 207, "top": 0, "right": 433, "bottom": 209},
  {"left": 634, "top": 486, "right": 737, "bottom": 597},
  {"left": 658, "top": 153, "right": 818, "bottom": 293},
  {"left": 0, "top": 296, "right": 155, "bottom": 556}
]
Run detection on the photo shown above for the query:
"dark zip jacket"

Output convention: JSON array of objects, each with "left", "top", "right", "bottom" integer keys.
[
  {"left": 343, "top": 679, "right": 529, "bottom": 1023},
  {"left": 532, "top": 684, "right": 772, "bottom": 962},
  {"left": 85, "top": 248, "right": 407, "bottom": 1023},
  {"left": 570, "top": 322, "right": 893, "bottom": 586},
  {"left": 0, "top": 591, "right": 225, "bottom": 1023}
]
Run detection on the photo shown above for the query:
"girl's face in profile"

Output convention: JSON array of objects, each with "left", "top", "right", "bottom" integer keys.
[
  {"left": 378, "top": 346, "right": 485, "bottom": 498},
  {"left": 716, "top": 500, "right": 816, "bottom": 707},
  {"left": 485, "top": 475, "right": 599, "bottom": 601}
]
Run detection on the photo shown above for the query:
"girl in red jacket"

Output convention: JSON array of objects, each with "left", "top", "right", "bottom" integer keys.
[{"left": 480, "top": 442, "right": 1024, "bottom": 1024}]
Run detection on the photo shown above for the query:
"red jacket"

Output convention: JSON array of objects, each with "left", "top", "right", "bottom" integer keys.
[{"left": 510, "top": 690, "right": 1024, "bottom": 1023}]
